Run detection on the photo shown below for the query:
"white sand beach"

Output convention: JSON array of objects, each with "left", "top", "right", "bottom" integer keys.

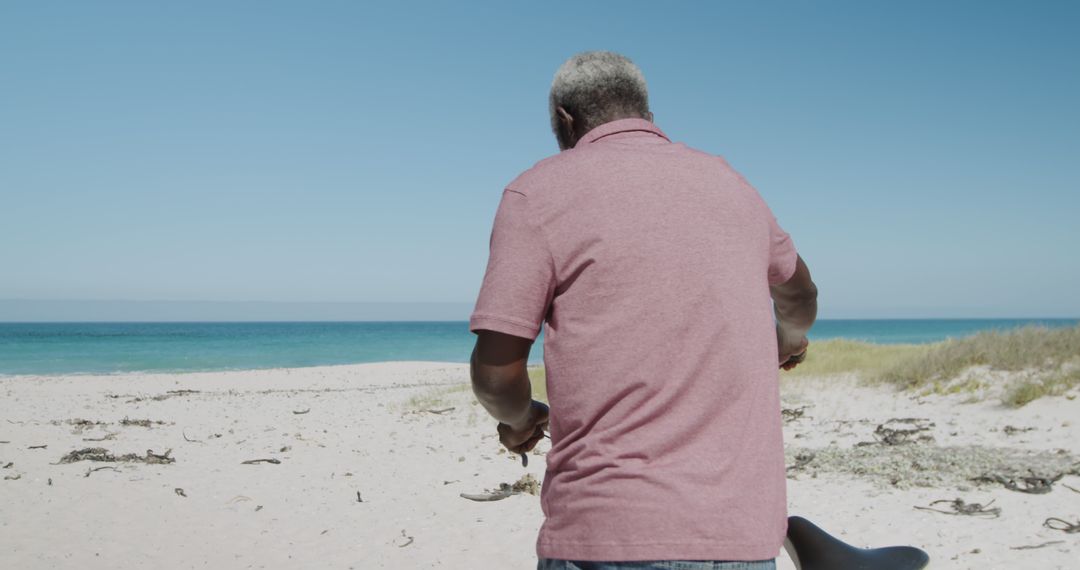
[{"left": 1, "top": 362, "right": 1078, "bottom": 569}]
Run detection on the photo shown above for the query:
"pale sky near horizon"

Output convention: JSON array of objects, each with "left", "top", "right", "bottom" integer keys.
[{"left": 2, "top": 1, "right": 1078, "bottom": 320}]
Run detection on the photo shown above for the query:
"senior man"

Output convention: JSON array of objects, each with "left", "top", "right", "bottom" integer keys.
[{"left": 469, "top": 51, "right": 818, "bottom": 570}]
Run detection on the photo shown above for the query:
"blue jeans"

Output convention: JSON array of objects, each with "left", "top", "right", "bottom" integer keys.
[{"left": 538, "top": 559, "right": 775, "bottom": 570}]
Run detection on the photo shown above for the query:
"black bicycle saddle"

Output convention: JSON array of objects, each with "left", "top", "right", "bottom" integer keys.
[{"left": 784, "top": 516, "right": 930, "bottom": 570}]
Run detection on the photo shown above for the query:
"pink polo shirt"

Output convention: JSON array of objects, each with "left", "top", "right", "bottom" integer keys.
[{"left": 470, "top": 118, "right": 798, "bottom": 562}]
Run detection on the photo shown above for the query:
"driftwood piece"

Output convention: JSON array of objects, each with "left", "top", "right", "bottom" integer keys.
[
  {"left": 241, "top": 458, "right": 281, "bottom": 465},
  {"left": 293, "top": 409, "right": 311, "bottom": 415},
  {"left": 460, "top": 474, "right": 540, "bottom": 501},
  {"left": 28, "top": 445, "right": 47, "bottom": 450},
  {"left": 85, "top": 466, "right": 120, "bottom": 477},
  {"left": 975, "top": 471, "right": 1063, "bottom": 494},
  {"left": 421, "top": 407, "right": 455, "bottom": 415},
  {"left": 914, "top": 498, "right": 1001, "bottom": 518},
  {"left": 460, "top": 488, "right": 515, "bottom": 502}
]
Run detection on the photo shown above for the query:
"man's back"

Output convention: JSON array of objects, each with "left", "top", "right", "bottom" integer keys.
[{"left": 470, "top": 118, "right": 798, "bottom": 561}]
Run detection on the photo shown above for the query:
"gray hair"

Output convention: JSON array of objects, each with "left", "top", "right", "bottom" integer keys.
[{"left": 549, "top": 51, "right": 650, "bottom": 137}]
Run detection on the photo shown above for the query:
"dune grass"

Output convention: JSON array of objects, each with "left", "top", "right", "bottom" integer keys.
[
  {"left": 782, "top": 339, "right": 930, "bottom": 379},
  {"left": 873, "top": 325, "right": 1079, "bottom": 385},
  {"left": 1000, "top": 367, "right": 1080, "bottom": 407},
  {"left": 792, "top": 325, "right": 1080, "bottom": 406},
  {"left": 528, "top": 366, "right": 548, "bottom": 403}
]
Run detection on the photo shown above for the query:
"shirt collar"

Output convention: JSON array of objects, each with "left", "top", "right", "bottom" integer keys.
[{"left": 575, "top": 118, "right": 670, "bottom": 147}]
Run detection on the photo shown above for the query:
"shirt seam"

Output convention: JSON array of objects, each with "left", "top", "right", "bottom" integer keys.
[
  {"left": 589, "top": 129, "right": 670, "bottom": 145},
  {"left": 470, "top": 312, "right": 538, "bottom": 330}
]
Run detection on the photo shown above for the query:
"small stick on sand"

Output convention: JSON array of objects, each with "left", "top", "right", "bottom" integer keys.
[
  {"left": 1010, "top": 541, "right": 1064, "bottom": 550},
  {"left": 182, "top": 430, "right": 203, "bottom": 443},
  {"left": 356, "top": 491, "right": 363, "bottom": 503},
  {"left": 421, "top": 407, "right": 455, "bottom": 414},
  {"left": 28, "top": 445, "right": 47, "bottom": 450},
  {"left": 85, "top": 466, "right": 120, "bottom": 477},
  {"left": 175, "top": 488, "right": 187, "bottom": 497},
  {"left": 293, "top": 409, "right": 311, "bottom": 415},
  {"left": 1062, "top": 483, "right": 1080, "bottom": 494},
  {"left": 241, "top": 458, "right": 281, "bottom": 465},
  {"left": 397, "top": 529, "right": 414, "bottom": 547}
]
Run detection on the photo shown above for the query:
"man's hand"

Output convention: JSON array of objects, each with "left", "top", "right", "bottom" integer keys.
[
  {"left": 777, "top": 324, "right": 809, "bottom": 370},
  {"left": 497, "top": 399, "right": 549, "bottom": 454}
]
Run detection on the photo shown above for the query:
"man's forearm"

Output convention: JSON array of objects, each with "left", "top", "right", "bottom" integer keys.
[
  {"left": 470, "top": 347, "right": 533, "bottom": 427},
  {"left": 771, "top": 255, "right": 818, "bottom": 334}
]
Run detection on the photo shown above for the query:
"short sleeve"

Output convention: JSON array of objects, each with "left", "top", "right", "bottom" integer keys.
[
  {"left": 767, "top": 212, "right": 798, "bottom": 286},
  {"left": 469, "top": 189, "right": 556, "bottom": 340}
]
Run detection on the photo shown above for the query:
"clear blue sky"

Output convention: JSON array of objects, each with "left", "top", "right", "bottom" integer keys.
[{"left": 1, "top": 1, "right": 1077, "bottom": 319}]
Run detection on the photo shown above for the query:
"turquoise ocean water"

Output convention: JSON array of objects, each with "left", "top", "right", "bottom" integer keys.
[{"left": 0, "top": 319, "right": 1076, "bottom": 376}]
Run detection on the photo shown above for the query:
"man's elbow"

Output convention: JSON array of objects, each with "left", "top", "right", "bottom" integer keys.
[
  {"left": 470, "top": 353, "right": 511, "bottom": 398},
  {"left": 772, "top": 280, "right": 818, "bottom": 307}
]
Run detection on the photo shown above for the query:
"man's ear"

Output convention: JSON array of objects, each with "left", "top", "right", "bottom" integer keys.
[
  {"left": 645, "top": 110, "right": 654, "bottom": 122},
  {"left": 556, "top": 106, "right": 575, "bottom": 146},
  {"left": 556, "top": 106, "right": 574, "bottom": 130}
]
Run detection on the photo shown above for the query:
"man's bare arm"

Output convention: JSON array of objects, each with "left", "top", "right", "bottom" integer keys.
[
  {"left": 770, "top": 255, "right": 818, "bottom": 367},
  {"left": 470, "top": 330, "right": 549, "bottom": 453},
  {"left": 470, "top": 330, "right": 534, "bottom": 427}
]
